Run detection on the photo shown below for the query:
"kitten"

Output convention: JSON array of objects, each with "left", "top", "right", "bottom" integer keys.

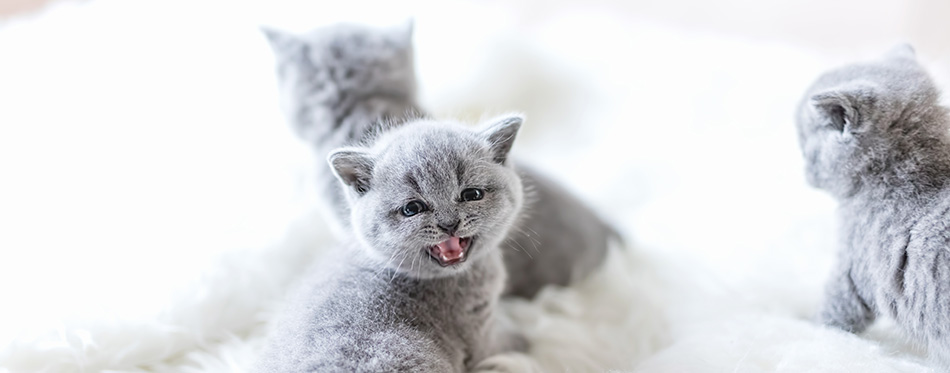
[
  {"left": 261, "top": 22, "right": 419, "bottom": 236},
  {"left": 263, "top": 22, "right": 617, "bottom": 298},
  {"left": 796, "top": 44, "right": 950, "bottom": 366},
  {"left": 255, "top": 115, "right": 528, "bottom": 372}
]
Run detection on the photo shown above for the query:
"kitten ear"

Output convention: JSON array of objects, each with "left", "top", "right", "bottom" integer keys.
[
  {"left": 383, "top": 19, "right": 414, "bottom": 48},
  {"left": 328, "top": 148, "right": 374, "bottom": 195},
  {"left": 261, "top": 26, "right": 303, "bottom": 55},
  {"left": 480, "top": 114, "right": 524, "bottom": 164},
  {"left": 394, "top": 19, "right": 414, "bottom": 44},
  {"left": 885, "top": 43, "right": 916, "bottom": 60},
  {"left": 809, "top": 83, "right": 876, "bottom": 133}
]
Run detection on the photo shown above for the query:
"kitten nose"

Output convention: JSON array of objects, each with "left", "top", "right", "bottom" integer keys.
[{"left": 437, "top": 219, "right": 461, "bottom": 235}]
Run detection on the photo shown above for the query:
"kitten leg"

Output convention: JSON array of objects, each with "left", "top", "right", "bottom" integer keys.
[
  {"left": 469, "top": 318, "right": 530, "bottom": 370},
  {"left": 465, "top": 327, "right": 541, "bottom": 373},
  {"left": 492, "top": 328, "right": 529, "bottom": 354},
  {"left": 817, "top": 264, "right": 876, "bottom": 333},
  {"left": 472, "top": 352, "right": 542, "bottom": 373},
  {"left": 487, "top": 312, "right": 529, "bottom": 355}
]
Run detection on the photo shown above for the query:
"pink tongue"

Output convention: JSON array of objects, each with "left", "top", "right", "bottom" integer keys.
[{"left": 435, "top": 236, "right": 465, "bottom": 261}]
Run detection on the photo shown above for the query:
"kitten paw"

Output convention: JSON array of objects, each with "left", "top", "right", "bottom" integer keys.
[
  {"left": 505, "top": 332, "right": 529, "bottom": 353},
  {"left": 472, "top": 352, "right": 541, "bottom": 373}
]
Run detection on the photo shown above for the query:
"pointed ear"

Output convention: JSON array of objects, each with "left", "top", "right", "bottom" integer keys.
[
  {"left": 386, "top": 19, "right": 413, "bottom": 47},
  {"left": 480, "top": 114, "right": 523, "bottom": 164},
  {"left": 809, "top": 83, "right": 877, "bottom": 133},
  {"left": 885, "top": 43, "right": 916, "bottom": 60},
  {"left": 328, "top": 148, "right": 374, "bottom": 195},
  {"left": 260, "top": 26, "right": 303, "bottom": 55},
  {"left": 398, "top": 19, "right": 414, "bottom": 42}
]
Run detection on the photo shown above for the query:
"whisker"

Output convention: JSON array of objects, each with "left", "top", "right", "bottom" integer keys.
[
  {"left": 391, "top": 251, "right": 411, "bottom": 283},
  {"left": 505, "top": 238, "right": 533, "bottom": 259},
  {"left": 508, "top": 226, "right": 543, "bottom": 254},
  {"left": 410, "top": 252, "right": 420, "bottom": 274},
  {"left": 373, "top": 248, "right": 402, "bottom": 278}
]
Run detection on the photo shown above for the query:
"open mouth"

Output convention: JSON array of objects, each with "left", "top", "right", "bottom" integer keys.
[{"left": 427, "top": 236, "right": 474, "bottom": 267}]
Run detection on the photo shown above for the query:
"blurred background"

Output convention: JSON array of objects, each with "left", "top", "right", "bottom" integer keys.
[
  {"left": 1, "top": 0, "right": 948, "bottom": 371},
  {"left": 3, "top": 0, "right": 950, "bottom": 54}
]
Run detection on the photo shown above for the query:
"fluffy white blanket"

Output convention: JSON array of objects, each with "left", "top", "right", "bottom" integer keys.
[{"left": 1, "top": 0, "right": 945, "bottom": 372}]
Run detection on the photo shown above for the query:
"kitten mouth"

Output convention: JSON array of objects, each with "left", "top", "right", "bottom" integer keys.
[{"left": 428, "top": 236, "right": 473, "bottom": 267}]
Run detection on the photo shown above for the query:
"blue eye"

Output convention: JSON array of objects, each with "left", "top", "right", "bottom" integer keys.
[
  {"left": 402, "top": 200, "right": 427, "bottom": 217},
  {"left": 461, "top": 188, "right": 484, "bottom": 202}
]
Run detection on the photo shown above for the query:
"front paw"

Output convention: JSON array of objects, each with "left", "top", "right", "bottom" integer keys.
[
  {"left": 817, "top": 297, "right": 875, "bottom": 333},
  {"left": 817, "top": 267, "right": 876, "bottom": 334},
  {"left": 490, "top": 315, "right": 529, "bottom": 354},
  {"left": 501, "top": 332, "right": 529, "bottom": 353},
  {"left": 472, "top": 352, "right": 540, "bottom": 373}
]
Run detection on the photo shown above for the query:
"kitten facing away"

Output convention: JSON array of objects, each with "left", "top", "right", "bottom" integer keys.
[
  {"left": 262, "top": 22, "right": 617, "bottom": 299},
  {"left": 255, "top": 115, "right": 528, "bottom": 372},
  {"left": 796, "top": 45, "right": 950, "bottom": 367}
]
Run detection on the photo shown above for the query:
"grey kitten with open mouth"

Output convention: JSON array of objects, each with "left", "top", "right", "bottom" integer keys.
[{"left": 254, "top": 115, "right": 529, "bottom": 372}]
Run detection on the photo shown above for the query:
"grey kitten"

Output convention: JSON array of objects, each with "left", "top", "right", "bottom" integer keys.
[
  {"left": 796, "top": 45, "right": 950, "bottom": 366},
  {"left": 263, "top": 22, "right": 617, "bottom": 298},
  {"left": 255, "top": 115, "right": 528, "bottom": 372},
  {"left": 261, "top": 22, "right": 418, "bottom": 236}
]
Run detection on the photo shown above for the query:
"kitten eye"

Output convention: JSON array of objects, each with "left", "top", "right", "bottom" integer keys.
[
  {"left": 460, "top": 188, "right": 484, "bottom": 202},
  {"left": 401, "top": 200, "right": 427, "bottom": 217}
]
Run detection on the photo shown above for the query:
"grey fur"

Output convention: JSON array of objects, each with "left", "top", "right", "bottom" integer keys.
[
  {"left": 796, "top": 44, "right": 950, "bottom": 367},
  {"left": 255, "top": 116, "right": 528, "bottom": 372},
  {"left": 262, "top": 22, "right": 419, "bottom": 238},
  {"left": 264, "top": 23, "right": 616, "bottom": 298}
]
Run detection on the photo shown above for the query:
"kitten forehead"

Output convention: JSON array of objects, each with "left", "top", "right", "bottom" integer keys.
[
  {"left": 373, "top": 121, "right": 485, "bottom": 159},
  {"left": 372, "top": 121, "right": 489, "bottom": 187}
]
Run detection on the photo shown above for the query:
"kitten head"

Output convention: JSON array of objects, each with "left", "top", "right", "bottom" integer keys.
[
  {"left": 328, "top": 114, "right": 525, "bottom": 278},
  {"left": 262, "top": 22, "right": 416, "bottom": 138},
  {"left": 795, "top": 44, "right": 946, "bottom": 197}
]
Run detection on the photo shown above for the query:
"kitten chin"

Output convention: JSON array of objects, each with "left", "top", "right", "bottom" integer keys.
[
  {"left": 406, "top": 235, "right": 490, "bottom": 279},
  {"left": 358, "top": 237, "right": 485, "bottom": 280}
]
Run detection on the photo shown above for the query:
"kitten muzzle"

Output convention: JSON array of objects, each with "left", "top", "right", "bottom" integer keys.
[{"left": 428, "top": 236, "right": 472, "bottom": 267}]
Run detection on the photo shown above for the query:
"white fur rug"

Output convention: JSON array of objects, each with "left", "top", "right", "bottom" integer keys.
[{"left": 1, "top": 1, "right": 946, "bottom": 372}]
